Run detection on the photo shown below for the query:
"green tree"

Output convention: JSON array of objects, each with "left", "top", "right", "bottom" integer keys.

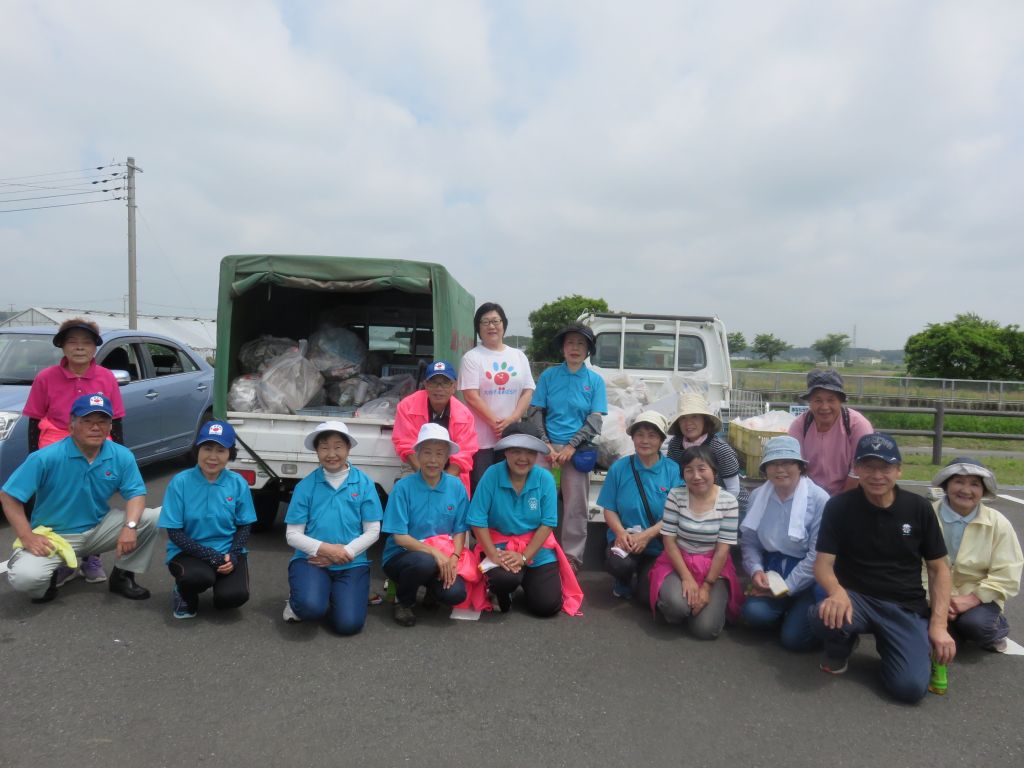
[
  {"left": 904, "top": 313, "right": 1023, "bottom": 380},
  {"left": 527, "top": 294, "right": 610, "bottom": 362},
  {"left": 752, "top": 333, "right": 791, "bottom": 363},
  {"left": 812, "top": 333, "right": 851, "bottom": 364},
  {"left": 727, "top": 331, "right": 747, "bottom": 354}
]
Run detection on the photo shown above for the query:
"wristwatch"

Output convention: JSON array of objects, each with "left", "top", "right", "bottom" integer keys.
[
  {"left": 124, "top": 521, "right": 138, "bottom": 530},
  {"left": 521, "top": 554, "right": 528, "bottom": 564}
]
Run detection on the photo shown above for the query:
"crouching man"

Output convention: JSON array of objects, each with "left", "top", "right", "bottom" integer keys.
[
  {"left": 1, "top": 394, "right": 158, "bottom": 603},
  {"left": 808, "top": 432, "right": 956, "bottom": 703}
]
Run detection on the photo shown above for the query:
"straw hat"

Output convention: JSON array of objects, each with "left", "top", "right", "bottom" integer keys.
[{"left": 667, "top": 393, "right": 722, "bottom": 437}]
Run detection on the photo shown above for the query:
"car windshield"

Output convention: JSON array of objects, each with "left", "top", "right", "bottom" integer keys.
[{"left": 0, "top": 333, "right": 63, "bottom": 384}]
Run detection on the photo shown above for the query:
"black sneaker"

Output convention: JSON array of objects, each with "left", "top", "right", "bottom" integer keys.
[
  {"left": 393, "top": 603, "right": 417, "bottom": 627},
  {"left": 108, "top": 567, "right": 150, "bottom": 600},
  {"left": 496, "top": 591, "right": 512, "bottom": 613},
  {"left": 31, "top": 571, "right": 59, "bottom": 604}
]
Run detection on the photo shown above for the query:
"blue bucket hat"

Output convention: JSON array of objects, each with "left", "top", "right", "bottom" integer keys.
[
  {"left": 759, "top": 435, "right": 806, "bottom": 471},
  {"left": 196, "top": 420, "right": 237, "bottom": 449}
]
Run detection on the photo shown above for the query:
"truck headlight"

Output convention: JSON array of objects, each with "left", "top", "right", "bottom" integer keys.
[{"left": 0, "top": 411, "right": 20, "bottom": 441}]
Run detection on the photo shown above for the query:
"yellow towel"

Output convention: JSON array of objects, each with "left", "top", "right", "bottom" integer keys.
[{"left": 12, "top": 526, "right": 78, "bottom": 568}]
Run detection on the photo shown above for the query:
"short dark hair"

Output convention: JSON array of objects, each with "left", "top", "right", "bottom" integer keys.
[
  {"left": 314, "top": 430, "right": 352, "bottom": 449},
  {"left": 678, "top": 444, "right": 718, "bottom": 476},
  {"left": 474, "top": 302, "right": 507, "bottom": 340},
  {"left": 193, "top": 443, "right": 239, "bottom": 462}
]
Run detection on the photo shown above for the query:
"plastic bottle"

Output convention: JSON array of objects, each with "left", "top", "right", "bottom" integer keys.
[{"left": 928, "top": 661, "right": 948, "bottom": 695}]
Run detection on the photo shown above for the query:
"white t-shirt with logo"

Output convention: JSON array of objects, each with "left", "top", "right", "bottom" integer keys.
[{"left": 458, "top": 344, "right": 536, "bottom": 448}]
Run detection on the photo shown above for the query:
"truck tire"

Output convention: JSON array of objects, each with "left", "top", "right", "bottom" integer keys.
[{"left": 252, "top": 489, "right": 281, "bottom": 532}]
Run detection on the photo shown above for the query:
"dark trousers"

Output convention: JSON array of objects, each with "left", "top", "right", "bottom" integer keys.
[
  {"left": 288, "top": 559, "right": 369, "bottom": 636},
  {"left": 470, "top": 449, "right": 498, "bottom": 494},
  {"left": 486, "top": 561, "right": 562, "bottom": 618},
  {"left": 605, "top": 546, "right": 657, "bottom": 599},
  {"left": 383, "top": 550, "right": 467, "bottom": 608},
  {"left": 168, "top": 554, "right": 250, "bottom": 610},
  {"left": 951, "top": 601, "right": 1009, "bottom": 649},
  {"left": 808, "top": 590, "right": 931, "bottom": 703}
]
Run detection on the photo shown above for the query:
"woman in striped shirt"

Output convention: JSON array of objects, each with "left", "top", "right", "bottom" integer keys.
[{"left": 649, "top": 444, "right": 745, "bottom": 639}]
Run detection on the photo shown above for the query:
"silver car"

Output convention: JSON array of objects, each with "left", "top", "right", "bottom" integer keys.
[{"left": 0, "top": 326, "right": 214, "bottom": 486}]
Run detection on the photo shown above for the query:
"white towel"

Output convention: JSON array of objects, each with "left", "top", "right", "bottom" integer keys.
[{"left": 741, "top": 476, "right": 810, "bottom": 543}]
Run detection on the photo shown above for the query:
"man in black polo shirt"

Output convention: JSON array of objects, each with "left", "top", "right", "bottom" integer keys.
[{"left": 808, "top": 433, "right": 956, "bottom": 703}]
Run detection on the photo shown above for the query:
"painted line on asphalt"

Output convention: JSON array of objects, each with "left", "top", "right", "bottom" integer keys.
[{"left": 997, "top": 494, "right": 1024, "bottom": 505}]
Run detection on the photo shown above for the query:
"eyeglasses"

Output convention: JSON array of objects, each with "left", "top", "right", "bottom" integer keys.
[
  {"left": 479, "top": 318, "right": 503, "bottom": 327},
  {"left": 425, "top": 378, "right": 454, "bottom": 388}
]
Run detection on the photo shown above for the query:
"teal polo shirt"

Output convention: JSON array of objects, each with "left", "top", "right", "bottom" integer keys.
[
  {"left": 381, "top": 472, "right": 469, "bottom": 565},
  {"left": 284, "top": 465, "right": 384, "bottom": 571},
  {"left": 2, "top": 437, "right": 146, "bottom": 534},
  {"left": 467, "top": 463, "right": 559, "bottom": 567},
  {"left": 597, "top": 454, "right": 681, "bottom": 554},
  {"left": 531, "top": 362, "right": 608, "bottom": 445},
  {"left": 159, "top": 466, "right": 257, "bottom": 563}
]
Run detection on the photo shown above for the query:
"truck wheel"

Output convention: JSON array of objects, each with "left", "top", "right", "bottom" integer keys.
[{"left": 252, "top": 489, "right": 281, "bottom": 532}]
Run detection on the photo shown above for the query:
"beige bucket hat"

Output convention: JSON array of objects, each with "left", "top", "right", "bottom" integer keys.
[{"left": 667, "top": 393, "right": 722, "bottom": 437}]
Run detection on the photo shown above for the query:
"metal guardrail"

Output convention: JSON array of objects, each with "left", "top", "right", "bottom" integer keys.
[
  {"left": 739, "top": 369, "right": 1024, "bottom": 408},
  {"left": 768, "top": 401, "right": 1024, "bottom": 464}
]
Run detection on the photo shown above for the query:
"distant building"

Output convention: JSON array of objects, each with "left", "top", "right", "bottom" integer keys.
[{"left": 1, "top": 307, "right": 216, "bottom": 360}]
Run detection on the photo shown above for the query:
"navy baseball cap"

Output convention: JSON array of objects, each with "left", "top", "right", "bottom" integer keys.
[
  {"left": 70, "top": 393, "right": 113, "bottom": 419},
  {"left": 425, "top": 360, "right": 457, "bottom": 381},
  {"left": 195, "top": 420, "right": 237, "bottom": 449},
  {"left": 854, "top": 432, "right": 902, "bottom": 465}
]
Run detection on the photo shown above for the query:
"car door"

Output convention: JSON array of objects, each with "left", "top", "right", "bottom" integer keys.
[
  {"left": 137, "top": 339, "right": 211, "bottom": 456},
  {"left": 96, "top": 338, "right": 165, "bottom": 462}
]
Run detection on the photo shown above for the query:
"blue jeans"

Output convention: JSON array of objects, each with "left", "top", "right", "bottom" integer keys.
[
  {"left": 952, "top": 601, "right": 1009, "bottom": 649},
  {"left": 288, "top": 559, "right": 370, "bottom": 636},
  {"left": 741, "top": 587, "right": 820, "bottom": 651},
  {"left": 382, "top": 551, "right": 467, "bottom": 608},
  {"left": 808, "top": 590, "right": 931, "bottom": 703}
]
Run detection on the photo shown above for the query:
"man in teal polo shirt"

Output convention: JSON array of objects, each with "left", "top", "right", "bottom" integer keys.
[{"left": 1, "top": 394, "right": 158, "bottom": 603}]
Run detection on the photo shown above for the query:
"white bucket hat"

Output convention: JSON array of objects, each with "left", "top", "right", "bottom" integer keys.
[
  {"left": 627, "top": 410, "right": 669, "bottom": 439},
  {"left": 668, "top": 393, "right": 722, "bottom": 437},
  {"left": 413, "top": 422, "right": 460, "bottom": 454},
  {"left": 932, "top": 457, "right": 998, "bottom": 497},
  {"left": 304, "top": 420, "right": 358, "bottom": 452}
]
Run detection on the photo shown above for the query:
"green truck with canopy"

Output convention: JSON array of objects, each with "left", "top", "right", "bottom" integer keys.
[{"left": 215, "top": 255, "right": 476, "bottom": 528}]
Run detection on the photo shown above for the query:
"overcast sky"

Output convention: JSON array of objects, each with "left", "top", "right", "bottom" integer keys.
[{"left": 1, "top": 1, "right": 1021, "bottom": 350}]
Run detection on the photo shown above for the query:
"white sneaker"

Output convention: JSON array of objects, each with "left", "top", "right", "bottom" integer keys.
[{"left": 283, "top": 599, "right": 301, "bottom": 623}]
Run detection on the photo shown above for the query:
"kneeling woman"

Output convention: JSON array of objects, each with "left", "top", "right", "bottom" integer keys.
[
  {"left": 382, "top": 424, "right": 472, "bottom": 627},
  {"left": 283, "top": 421, "right": 383, "bottom": 635},
  {"left": 931, "top": 458, "right": 1023, "bottom": 652},
  {"left": 159, "top": 421, "right": 257, "bottom": 619},
  {"left": 650, "top": 444, "right": 745, "bottom": 639},
  {"left": 468, "top": 422, "right": 583, "bottom": 617},
  {"left": 739, "top": 436, "right": 829, "bottom": 650}
]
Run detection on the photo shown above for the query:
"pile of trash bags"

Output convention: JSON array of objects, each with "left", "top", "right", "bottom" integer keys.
[
  {"left": 228, "top": 326, "right": 415, "bottom": 415},
  {"left": 594, "top": 374, "right": 713, "bottom": 469}
]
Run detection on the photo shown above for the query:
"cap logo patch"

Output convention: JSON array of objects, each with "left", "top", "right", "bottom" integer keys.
[
  {"left": 90, "top": 396, "right": 104, "bottom": 406},
  {"left": 209, "top": 424, "right": 224, "bottom": 435},
  {"left": 434, "top": 362, "right": 446, "bottom": 370}
]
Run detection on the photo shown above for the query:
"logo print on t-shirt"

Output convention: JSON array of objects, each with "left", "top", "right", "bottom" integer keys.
[
  {"left": 485, "top": 361, "right": 518, "bottom": 391},
  {"left": 901, "top": 523, "right": 912, "bottom": 536},
  {"left": 528, "top": 497, "right": 538, "bottom": 510}
]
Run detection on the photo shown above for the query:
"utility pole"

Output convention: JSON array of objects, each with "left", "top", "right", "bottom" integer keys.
[{"left": 126, "top": 157, "right": 142, "bottom": 329}]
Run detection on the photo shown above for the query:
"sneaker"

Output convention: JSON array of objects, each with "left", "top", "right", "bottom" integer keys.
[
  {"left": 283, "top": 599, "right": 301, "bottom": 623},
  {"left": 612, "top": 581, "right": 634, "bottom": 600},
  {"left": 81, "top": 555, "right": 107, "bottom": 583},
  {"left": 172, "top": 586, "right": 197, "bottom": 620},
  {"left": 990, "top": 638, "right": 1008, "bottom": 653},
  {"left": 31, "top": 571, "right": 59, "bottom": 604},
  {"left": 393, "top": 603, "right": 417, "bottom": 627},
  {"left": 819, "top": 656, "right": 849, "bottom": 675},
  {"left": 54, "top": 564, "right": 80, "bottom": 588},
  {"left": 496, "top": 591, "right": 512, "bottom": 613}
]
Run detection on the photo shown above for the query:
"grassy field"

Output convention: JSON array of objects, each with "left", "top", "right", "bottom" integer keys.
[
  {"left": 898, "top": 453, "right": 1024, "bottom": 486},
  {"left": 870, "top": 411, "right": 1024, "bottom": 437}
]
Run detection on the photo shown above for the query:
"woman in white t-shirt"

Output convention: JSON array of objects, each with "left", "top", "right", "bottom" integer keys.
[{"left": 458, "top": 302, "right": 536, "bottom": 492}]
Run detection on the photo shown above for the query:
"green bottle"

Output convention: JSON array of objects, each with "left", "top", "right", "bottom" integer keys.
[{"left": 928, "top": 661, "right": 948, "bottom": 695}]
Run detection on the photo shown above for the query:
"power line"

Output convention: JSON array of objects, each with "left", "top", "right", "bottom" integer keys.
[
  {"left": 0, "top": 197, "right": 123, "bottom": 214},
  {"left": 0, "top": 187, "right": 123, "bottom": 204},
  {"left": 0, "top": 163, "right": 123, "bottom": 183},
  {"left": 0, "top": 173, "right": 124, "bottom": 193}
]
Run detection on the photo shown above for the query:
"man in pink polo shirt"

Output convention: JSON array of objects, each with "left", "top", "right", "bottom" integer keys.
[{"left": 787, "top": 369, "right": 873, "bottom": 496}]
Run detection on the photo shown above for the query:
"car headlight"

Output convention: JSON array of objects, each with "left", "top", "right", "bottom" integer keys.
[{"left": 0, "top": 411, "right": 21, "bottom": 441}]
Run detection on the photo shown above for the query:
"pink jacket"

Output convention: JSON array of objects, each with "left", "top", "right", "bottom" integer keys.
[{"left": 392, "top": 390, "right": 479, "bottom": 497}]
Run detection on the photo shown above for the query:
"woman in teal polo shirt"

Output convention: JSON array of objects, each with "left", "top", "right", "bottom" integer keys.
[
  {"left": 598, "top": 411, "right": 681, "bottom": 601},
  {"left": 283, "top": 421, "right": 383, "bottom": 635},
  {"left": 530, "top": 323, "right": 607, "bottom": 572},
  {"left": 159, "top": 420, "right": 257, "bottom": 619},
  {"left": 469, "top": 422, "right": 564, "bottom": 617},
  {"left": 382, "top": 423, "right": 470, "bottom": 628}
]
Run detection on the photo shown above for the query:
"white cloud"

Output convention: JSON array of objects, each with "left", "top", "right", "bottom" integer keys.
[{"left": 1, "top": 0, "right": 1021, "bottom": 351}]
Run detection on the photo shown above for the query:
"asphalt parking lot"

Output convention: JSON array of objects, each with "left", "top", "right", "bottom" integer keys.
[{"left": 1, "top": 461, "right": 1023, "bottom": 768}]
